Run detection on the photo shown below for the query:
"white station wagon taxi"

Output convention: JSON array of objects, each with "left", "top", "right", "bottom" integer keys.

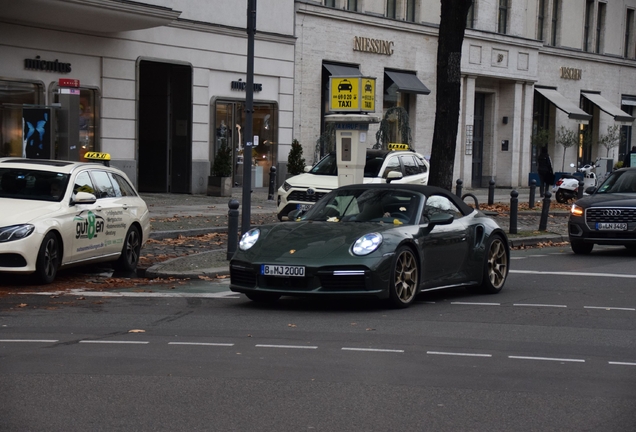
[
  {"left": 277, "top": 146, "right": 429, "bottom": 220},
  {"left": 0, "top": 157, "right": 150, "bottom": 283}
]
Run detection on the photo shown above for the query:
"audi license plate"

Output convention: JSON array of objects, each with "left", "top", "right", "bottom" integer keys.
[
  {"left": 596, "top": 222, "right": 627, "bottom": 231},
  {"left": 261, "top": 264, "right": 305, "bottom": 277}
]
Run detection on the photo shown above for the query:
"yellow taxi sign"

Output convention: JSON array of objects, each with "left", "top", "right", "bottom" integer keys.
[
  {"left": 388, "top": 143, "right": 409, "bottom": 151},
  {"left": 84, "top": 151, "right": 111, "bottom": 161},
  {"left": 329, "top": 76, "right": 375, "bottom": 113}
]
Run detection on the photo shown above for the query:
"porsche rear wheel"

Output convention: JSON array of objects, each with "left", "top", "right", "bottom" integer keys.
[
  {"left": 388, "top": 246, "right": 419, "bottom": 308},
  {"left": 35, "top": 232, "right": 60, "bottom": 284},
  {"left": 245, "top": 292, "right": 281, "bottom": 303},
  {"left": 115, "top": 225, "right": 141, "bottom": 271},
  {"left": 480, "top": 235, "right": 508, "bottom": 294}
]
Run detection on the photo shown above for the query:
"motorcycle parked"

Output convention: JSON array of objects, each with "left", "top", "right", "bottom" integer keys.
[{"left": 552, "top": 162, "right": 598, "bottom": 204}]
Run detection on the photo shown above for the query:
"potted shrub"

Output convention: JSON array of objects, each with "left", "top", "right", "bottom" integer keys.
[
  {"left": 207, "top": 143, "right": 232, "bottom": 197},
  {"left": 287, "top": 139, "right": 306, "bottom": 177}
]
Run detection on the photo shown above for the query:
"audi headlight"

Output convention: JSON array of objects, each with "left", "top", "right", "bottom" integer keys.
[
  {"left": 352, "top": 233, "right": 382, "bottom": 256},
  {"left": 0, "top": 224, "right": 35, "bottom": 243},
  {"left": 570, "top": 204, "right": 584, "bottom": 217},
  {"left": 283, "top": 181, "right": 292, "bottom": 192},
  {"left": 239, "top": 228, "right": 260, "bottom": 251}
]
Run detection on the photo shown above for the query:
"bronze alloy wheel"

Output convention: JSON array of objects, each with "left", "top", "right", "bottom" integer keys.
[
  {"left": 485, "top": 237, "right": 508, "bottom": 292},
  {"left": 389, "top": 246, "right": 419, "bottom": 308}
]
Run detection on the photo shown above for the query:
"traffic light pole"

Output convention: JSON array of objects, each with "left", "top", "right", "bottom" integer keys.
[{"left": 242, "top": 0, "right": 256, "bottom": 235}]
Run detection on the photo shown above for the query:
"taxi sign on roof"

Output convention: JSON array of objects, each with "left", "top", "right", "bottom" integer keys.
[
  {"left": 388, "top": 143, "right": 410, "bottom": 151},
  {"left": 329, "top": 76, "right": 375, "bottom": 113},
  {"left": 84, "top": 152, "right": 111, "bottom": 161}
]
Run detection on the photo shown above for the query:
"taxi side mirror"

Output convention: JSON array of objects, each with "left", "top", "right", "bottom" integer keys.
[
  {"left": 386, "top": 171, "right": 403, "bottom": 184},
  {"left": 71, "top": 191, "right": 97, "bottom": 205}
]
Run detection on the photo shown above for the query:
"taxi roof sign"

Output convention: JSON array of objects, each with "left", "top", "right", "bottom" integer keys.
[
  {"left": 388, "top": 143, "right": 410, "bottom": 151},
  {"left": 329, "top": 76, "right": 375, "bottom": 113},
  {"left": 84, "top": 152, "right": 111, "bottom": 166}
]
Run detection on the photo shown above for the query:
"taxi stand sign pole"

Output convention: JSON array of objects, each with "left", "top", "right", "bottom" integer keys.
[{"left": 327, "top": 76, "right": 379, "bottom": 187}]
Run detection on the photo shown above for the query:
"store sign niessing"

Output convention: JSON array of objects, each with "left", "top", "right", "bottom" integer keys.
[
  {"left": 24, "top": 56, "right": 71, "bottom": 73},
  {"left": 353, "top": 36, "right": 394, "bottom": 56},
  {"left": 560, "top": 67, "right": 582, "bottom": 80}
]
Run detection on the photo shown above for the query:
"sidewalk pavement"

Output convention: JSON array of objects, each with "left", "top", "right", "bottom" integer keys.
[{"left": 141, "top": 186, "right": 570, "bottom": 279}]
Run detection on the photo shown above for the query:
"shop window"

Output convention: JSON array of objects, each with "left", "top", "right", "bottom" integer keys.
[
  {"left": 212, "top": 99, "right": 277, "bottom": 188},
  {"left": 0, "top": 79, "right": 45, "bottom": 157},
  {"left": 51, "top": 85, "right": 99, "bottom": 161},
  {"left": 382, "top": 72, "right": 412, "bottom": 145}
]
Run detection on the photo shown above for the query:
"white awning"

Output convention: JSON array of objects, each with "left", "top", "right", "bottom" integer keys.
[
  {"left": 535, "top": 87, "right": 591, "bottom": 123},
  {"left": 582, "top": 92, "right": 635, "bottom": 123}
]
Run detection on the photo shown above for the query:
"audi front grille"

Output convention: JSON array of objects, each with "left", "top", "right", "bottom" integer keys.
[{"left": 585, "top": 207, "right": 636, "bottom": 228}]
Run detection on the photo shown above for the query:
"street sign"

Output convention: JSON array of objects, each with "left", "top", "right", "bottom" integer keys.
[{"left": 329, "top": 76, "right": 375, "bottom": 113}]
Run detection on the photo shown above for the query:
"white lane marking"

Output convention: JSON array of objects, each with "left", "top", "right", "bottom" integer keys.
[
  {"left": 17, "top": 290, "right": 240, "bottom": 299},
  {"left": 427, "top": 351, "right": 491, "bottom": 358},
  {"left": 513, "top": 303, "right": 567, "bottom": 308},
  {"left": 509, "top": 355, "right": 585, "bottom": 363},
  {"left": 79, "top": 340, "right": 149, "bottom": 344},
  {"left": 342, "top": 347, "right": 404, "bottom": 353},
  {"left": 168, "top": 342, "right": 234, "bottom": 346},
  {"left": 510, "top": 270, "right": 636, "bottom": 279},
  {"left": 451, "top": 302, "right": 500, "bottom": 306},
  {"left": 0, "top": 339, "right": 58, "bottom": 343},
  {"left": 527, "top": 254, "right": 549, "bottom": 258},
  {"left": 511, "top": 257, "right": 526, "bottom": 260},
  {"left": 609, "top": 361, "right": 636, "bottom": 366},
  {"left": 255, "top": 344, "right": 318, "bottom": 350},
  {"left": 584, "top": 306, "right": 635, "bottom": 311}
]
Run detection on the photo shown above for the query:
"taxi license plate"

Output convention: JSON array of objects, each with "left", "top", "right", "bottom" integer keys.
[
  {"left": 596, "top": 222, "right": 627, "bottom": 231},
  {"left": 297, "top": 204, "right": 312, "bottom": 212},
  {"left": 261, "top": 265, "right": 305, "bottom": 277}
]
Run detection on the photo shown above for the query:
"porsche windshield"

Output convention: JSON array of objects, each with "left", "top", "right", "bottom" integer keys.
[
  {"left": 0, "top": 168, "right": 70, "bottom": 202},
  {"left": 596, "top": 169, "right": 636, "bottom": 194},
  {"left": 301, "top": 188, "right": 420, "bottom": 224}
]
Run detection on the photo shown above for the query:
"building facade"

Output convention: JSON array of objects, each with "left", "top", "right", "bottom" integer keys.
[
  {"left": 0, "top": 0, "right": 295, "bottom": 193},
  {"left": 294, "top": 0, "right": 636, "bottom": 188}
]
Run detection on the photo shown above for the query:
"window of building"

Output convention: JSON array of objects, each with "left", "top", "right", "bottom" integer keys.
[
  {"left": 51, "top": 86, "right": 99, "bottom": 162},
  {"left": 620, "top": 97, "right": 635, "bottom": 161},
  {"left": 596, "top": 2, "right": 606, "bottom": 53},
  {"left": 625, "top": 9, "right": 634, "bottom": 58},
  {"left": 550, "top": 0, "right": 559, "bottom": 46},
  {"left": 382, "top": 73, "right": 412, "bottom": 145},
  {"left": 387, "top": 0, "right": 396, "bottom": 19},
  {"left": 531, "top": 91, "right": 551, "bottom": 173},
  {"left": 406, "top": 0, "right": 416, "bottom": 22},
  {"left": 537, "top": 0, "right": 546, "bottom": 40},
  {"left": 347, "top": 0, "right": 358, "bottom": 11},
  {"left": 466, "top": 1, "right": 475, "bottom": 28},
  {"left": 497, "top": 0, "right": 508, "bottom": 34},
  {"left": 0, "top": 79, "right": 45, "bottom": 158},
  {"left": 584, "top": 0, "right": 594, "bottom": 52},
  {"left": 580, "top": 96, "right": 595, "bottom": 165},
  {"left": 324, "top": 0, "right": 335, "bottom": 6}
]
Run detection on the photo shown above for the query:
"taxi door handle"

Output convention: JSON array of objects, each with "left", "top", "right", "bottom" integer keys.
[{"left": 95, "top": 206, "right": 103, "bottom": 212}]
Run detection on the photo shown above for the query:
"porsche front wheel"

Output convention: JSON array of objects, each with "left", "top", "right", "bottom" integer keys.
[
  {"left": 480, "top": 236, "right": 508, "bottom": 294},
  {"left": 388, "top": 246, "right": 419, "bottom": 308}
]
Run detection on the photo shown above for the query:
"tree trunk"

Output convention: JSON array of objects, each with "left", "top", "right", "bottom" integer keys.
[{"left": 428, "top": 0, "right": 473, "bottom": 191}]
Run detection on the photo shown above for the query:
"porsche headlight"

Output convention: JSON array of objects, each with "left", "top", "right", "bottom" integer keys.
[
  {"left": 352, "top": 233, "right": 382, "bottom": 256},
  {"left": 570, "top": 204, "right": 584, "bottom": 217},
  {"left": 283, "top": 181, "right": 292, "bottom": 192},
  {"left": 0, "top": 224, "right": 35, "bottom": 243},
  {"left": 239, "top": 228, "right": 260, "bottom": 251}
]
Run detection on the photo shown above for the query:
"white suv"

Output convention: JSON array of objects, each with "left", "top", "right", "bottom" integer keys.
[{"left": 277, "top": 148, "right": 429, "bottom": 220}]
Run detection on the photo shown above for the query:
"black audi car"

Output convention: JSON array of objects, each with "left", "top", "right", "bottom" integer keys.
[{"left": 568, "top": 167, "right": 636, "bottom": 254}]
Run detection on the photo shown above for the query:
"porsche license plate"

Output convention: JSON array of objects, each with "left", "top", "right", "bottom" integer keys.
[
  {"left": 261, "top": 265, "right": 305, "bottom": 277},
  {"left": 596, "top": 222, "right": 627, "bottom": 231}
]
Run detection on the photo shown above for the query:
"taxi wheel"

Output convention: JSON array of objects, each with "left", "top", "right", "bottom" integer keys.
[
  {"left": 35, "top": 232, "right": 60, "bottom": 284},
  {"left": 115, "top": 226, "right": 141, "bottom": 272}
]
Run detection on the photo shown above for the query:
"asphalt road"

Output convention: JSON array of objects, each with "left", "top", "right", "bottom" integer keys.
[{"left": 1, "top": 245, "right": 635, "bottom": 431}]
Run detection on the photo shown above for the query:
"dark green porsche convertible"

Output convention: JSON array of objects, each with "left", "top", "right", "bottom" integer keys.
[{"left": 230, "top": 184, "right": 509, "bottom": 308}]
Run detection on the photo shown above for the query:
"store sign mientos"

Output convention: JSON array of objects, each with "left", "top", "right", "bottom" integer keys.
[
  {"left": 24, "top": 56, "right": 72, "bottom": 73},
  {"left": 353, "top": 36, "right": 394, "bottom": 55},
  {"left": 560, "top": 67, "right": 582, "bottom": 80},
  {"left": 231, "top": 79, "right": 262, "bottom": 92}
]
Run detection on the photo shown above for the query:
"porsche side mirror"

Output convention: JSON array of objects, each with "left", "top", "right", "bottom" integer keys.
[
  {"left": 428, "top": 212, "right": 454, "bottom": 226},
  {"left": 386, "top": 171, "right": 403, "bottom": 184},
  {"left": 71, "top": 191, "right": 97, "bottom": 205}
]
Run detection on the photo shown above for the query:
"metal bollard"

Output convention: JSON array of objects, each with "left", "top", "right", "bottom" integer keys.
[
  {"left": 268, "top": 166, "right": 277, "bottom": 200},
  {"left": 227, "top": 199, "right": 240, "bottom": 260},
  {"left": 455, "top": 179, "right": 463, "bottom": 198},
  {"left": 529, "top": 179, "right": 536, "bottom": 209},
  {"left": 488, "top": 179, "right": 495, "bottom": 206},
  {"left": 577, "top": 179, "right": 584, "bottom": 199},
  {"left": 538, "top": 191, "right": 552, "bottom": 231},
  {"left": 509, "top": 190, "right": 518, "bottom": 235}
]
